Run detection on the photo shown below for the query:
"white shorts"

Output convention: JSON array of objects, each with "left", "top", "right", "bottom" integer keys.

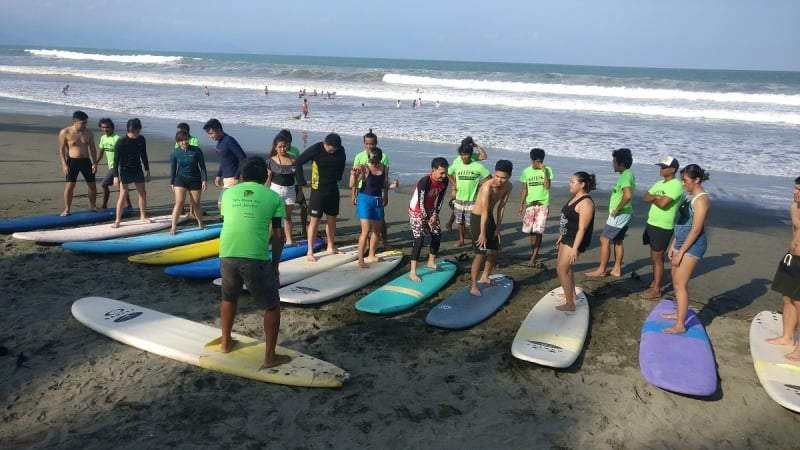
[
  {"left": 522, "top": 204, "right": 549, "bottom": 234},
  {"left": 270, "top": 183, "right": 296, "bottom": 206}
]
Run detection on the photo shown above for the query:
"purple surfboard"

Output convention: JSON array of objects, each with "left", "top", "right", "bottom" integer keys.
[{"left": 639, "top": 299, "right": 718, "bottom": 396}]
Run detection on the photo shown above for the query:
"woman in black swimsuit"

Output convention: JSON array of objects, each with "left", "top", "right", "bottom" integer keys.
[{"left": 556, "top": 171, "right": 596, "bottom": 311}]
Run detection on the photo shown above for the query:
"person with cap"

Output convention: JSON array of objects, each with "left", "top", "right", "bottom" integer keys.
[
  {"left": 294, "top": 133, "right": 346, "bottom": 261},
  {"left": 640, "top": 156, "right": 685, "bottom": 299}
]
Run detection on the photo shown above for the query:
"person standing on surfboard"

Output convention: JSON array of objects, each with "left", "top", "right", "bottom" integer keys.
[
  {"left": 766, "top": 176, "right": 800, "bottom": 360},
  {"left": 556, "top": 172, "right": 596, "bottom": 311},
  {"left": 350, "top": 147, "right": 389, "bottom": 268},
  {"left": 408, "top": 157, "right": 450, "bottom": 282},
  {"left": 219, "top": 156, "right": 291, "bottom": 369},
  {"left": 469, "top": 160, "right": 513, "bottom": 296},
  {"left": 351, "top": 130, "right": 398, "bottom": 250},
  {"left": 58, "top": 110, "right": 100, "bottom": 216}
]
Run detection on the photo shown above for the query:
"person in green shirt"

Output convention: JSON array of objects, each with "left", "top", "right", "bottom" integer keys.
[
  {"left": 517, "top": 148, "right": 553, "bottom": 268},
  {"left": 219, "top": 156, "right": 290, "bottom": 369},
  {"left": 445, "top": 136, "right": 487, "bottom": 233},
  {"left": 447, "top": 137, "right": 491, "bottom": 247},
  {"left": 640, "top": 156, "right": 684, "bottom": 299},
  {"left": 94, "top": 118, "right": 129, "bottom": 209},
  {"left": 586, "top": 148, "right": 635, "bottom": 278}
]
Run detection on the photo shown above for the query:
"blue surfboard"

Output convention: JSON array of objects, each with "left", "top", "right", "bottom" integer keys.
[
  {"left": 62, "top": 223, "right": 223, "bottom": 254},
  {"left": 425, "top": 274, "right": 514, "bottom": 329},
  {"left": 355, "top": 260, "right": 456, "bottom": 314},
  {"left": 0, "top": 208, "right": 131, "bottom": 234},
  {"left": 164, "top": 239, "right": 324, "bottom": 279}
]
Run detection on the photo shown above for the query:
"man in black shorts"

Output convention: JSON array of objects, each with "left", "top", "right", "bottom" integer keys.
[
  {"left": 58, "top": 111, "right": 99, "bottom": 216},
  {"left": 294, "top": 133, "right": 346, "bottom": 261}
]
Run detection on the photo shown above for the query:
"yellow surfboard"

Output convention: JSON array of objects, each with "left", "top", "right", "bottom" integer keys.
[{"left": 128, "top": 238, "right": 220, "bottom": 265}]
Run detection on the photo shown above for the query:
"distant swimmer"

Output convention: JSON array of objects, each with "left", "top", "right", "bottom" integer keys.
[
  {"left": 264, "top": 85, "right": 268, "bottom": 95},
  {"left": 397, "top": 100, "right": 401, "bottom": 108},
  {"left": 435, "top": 100, "right": 440, "bottom": 108},
  {"left": 203, "top": 86, "right": 210, "bottom": 96},
  {"left": 62, "top": 84, "right": 70, "bottom": 96},
  {"left": 302, "top": 98, "right": 309, "bottom": 119}
]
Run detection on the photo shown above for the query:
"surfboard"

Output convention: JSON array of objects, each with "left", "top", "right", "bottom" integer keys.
[
  {"left": 0, "top": 208, "right": 131, "bottom": 233},
  {"left": 62, "top": 223, "right": 223, "bottom": 254},
  {"left": 425, "top": 274, "right": 514, "bottom": 328},
  {"left": 71, "top": 297, "right": 348, "bottom": 388},
  {"left": 128, "top": 238, "right": 221, "bottom": 265},
  {"left": 355, "top": 260, "right": 457, "bottom": 314},
  {"left": 639, "top": 299, "right": 718, "bottom": 396},
  {"left": 164, "top": 239, "right": 324, "bottom": 279},
  {"left": 212, "top": 244, "right": 360, "bottom": 288},
  {"left": 511, "top": 286, "right": 589, "bottom": 368},
  {"left": 280, "top": 250, "right": 404, "bottom": 305},
  {"left": 750, "top": 310, "right": 800, "bottom": 413},
  {"left": 11, "top": 214, "right": 184, "bottom": 243}
]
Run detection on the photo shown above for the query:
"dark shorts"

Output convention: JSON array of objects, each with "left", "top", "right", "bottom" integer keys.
[
  {"left": 101, "top": 169, "right": 117, "bottom": 187},
  {"left": 772, "top": 253, "right": 800, "bottom": 299},
  {"left": 308, "top": 188, "right": 340, "bottom": 218},
  {"left": 118, "top": 167, "right": 145, "bottom": 185},
  {"left": 66, "top": 158, "right": 95, "bottom": 183},
  {"left": 600, "top": 223, "right": 628, "bottom": 241},
  {"left": 220, "top": 257, "right": 280, "bottom": 309},
  {"left": 643, "top": 223, "right": 673, "bottom": 252},
  {"left": 470, "top": 213, "right": 500, "bottom": 253},
  {"left": 173, "top": 175, "right": 203, "bottom": 191}
]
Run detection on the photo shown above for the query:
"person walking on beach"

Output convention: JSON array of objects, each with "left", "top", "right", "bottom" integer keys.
[
  {"left": 294, "top": 133, "right": 346, "bottom": 261},
  {"left": 445, "top": 136, "right": 488, "bottom": 232},
  {"left": 350, "top": 147, "right": 389, "bottom": 268},
  {"left": 169, "top": 129, "right": 207, "bottom": 234},
  {"left": 266, "top": 134, "right": 298, "bottom": 245},
  {"left": 352, "top": 131, "right": 397, "bottom": 249},
  {"left": 58, "top": 110, "right": 99, "bottom": 216},
  {"left": 112, "top": 118, "right": 151, "bottom": 227},
  {"left": 470, "top": 160, "right": 513, "bottom": 296},
  {"left": 586, "top": 148, "right": 635, "bottom": 278},
  {"left": 661, "top": 164, "right": 710, "bottom": 334},
  {"left": 408, "top": 157, "right": 450, "bottom": 282},
  {"left": 203, "top": 118, "right": 247, "bottom": 209},
  {"left": 302, "top": 98, "right": 309, "bottom": 118},
  {"left": 94, "top": 118, "right": 128, "bottom": 210},
  {"left": 766, "top": 176, "right": 800, "bottom": 360},
  {"left": 555, "top": 172, "right": 596, "bottom": 311},
  {"left": 448, "top": 138, "right": 491, "bottom": 247},
  {"left": 640, "top": 156, "right": 684, "bottom": 300},
  {"left": 218, "top": 156, "right": 291, "bottom": 369},
  {"left": 518, "top": 148, "right": 553, "bottom": 268}
]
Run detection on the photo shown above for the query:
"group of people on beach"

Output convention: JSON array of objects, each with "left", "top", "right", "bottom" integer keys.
[{"left": 57, "top": 109, "right": 800, "bottom": 368}]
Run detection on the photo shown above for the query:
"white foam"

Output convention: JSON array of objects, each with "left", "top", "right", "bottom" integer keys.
[{"left": 25, "top": 49, "right": 182, "bottom": 64}]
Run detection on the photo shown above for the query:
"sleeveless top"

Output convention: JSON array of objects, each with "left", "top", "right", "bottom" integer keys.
[
  {"left": 676, "top": 192, "right": 707, "bottom": 226},
  {"left": 360, "top": 167, "right": 386, "bottom": 197},
  {"left": 559, "top": 195, "right": 595, "bottom": 253},
  {"left": 268, "top": 157, "right": 296, "bottom": 186}
]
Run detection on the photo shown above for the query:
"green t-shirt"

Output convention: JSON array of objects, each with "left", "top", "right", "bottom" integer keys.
[
  {"left": 98, "top": 133, "right": 120, "bottom": 169},
  {"left": 519, "top": 166, "right": 554, "bottom": 205},
  {"left": 219, "top": 182, "right": 286, "bottom": 260},
  {"left": 174, "top": 136, "right": 201, "bottom": 149},
  {"left": 288, "top": 146, "right": 300, "bottom": 159},
  {"left": 646, "top": 178, "right": 684, "bottom": 230},
  {"left": 609, "top": 168, "right": 635, "bottom": 215},
  {"left": 447, "top": 159, "right": 490, "bottom": 202},
  {"left": 353, "top": 149, "right": 390, "bottom": 189}
]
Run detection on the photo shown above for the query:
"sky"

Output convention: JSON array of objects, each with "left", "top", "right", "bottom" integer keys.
[{"left": 1, "top": 0, "right": 798, "bottom": 71}]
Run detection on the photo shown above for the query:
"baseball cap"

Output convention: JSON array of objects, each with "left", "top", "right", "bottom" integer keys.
[{"left": 655, "top": 156, "right": 679, "bottom": 170}]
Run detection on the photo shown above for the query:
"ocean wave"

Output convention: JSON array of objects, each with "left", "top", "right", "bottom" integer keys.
[
  {"left": 25, "top": 49, "right": 183, "bottom": 64},
  {"left": 383, "top": 73, "right": 800, "bottom": 106}
]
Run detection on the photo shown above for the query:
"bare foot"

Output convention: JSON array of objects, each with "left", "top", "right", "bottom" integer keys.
[
  {"left": 220, "top": 338, "right": 239, "bottom": 353},
  {"left": 140, "top": 217, "right": 155, "bottom": 223},
  {"left": 527, "top": 257, "right": 537, "bottom": 267},
  {"left": 60, "top": 210, "right": 70, "bottom": 217},
  {"left": 409, "top": 273, "right": 422, "bottom": 282},
  {"left": 453, "top": 241, "right": 465, "bottom": 248},
  {"left": 358, "top": 260, "right": 370, "bottom": 268},
  {"left": 169, "top": 228, "right": 176, "bottom": 235},
  {"left": 785, "top": 350, "right": 800, "bottom": 362},
  {"left": 306, "top": 253, "right": 318, "bottom": 262},
  {"left": 366, "top": 256, "right": 383, "bottom": 263},
  {"left": 608, "top": 270, "right": 622, "bottom": 277},
  {"left": 639, "top": 288, "right": 661, "bottom": 300},
  {"left": 261, "top": 354, "right": 292, "bottom": 369},
  {"left": 663, "top": 326, "right": 686, "bottom": 334},
  {"left": 556, "top": 303, "right": 575, "bottom": 312},
  {"left": 469, "top": 286, "right": 483, "bottom": 296},
  {"left": 584, "top": 269, "right": 609, "bottom": 278},
  {"left": 426, "top": 262, "right": 441, "bottom": 271},
  {"left": 327, "top": 246, "right": 340, "bottom": 254},
  {"left": 111, "top": 222, "right": 120, "bottom": 228},
  {"left": 766, "top": 336, "right": 796, "bottom": 346},
  {"left": 661, "top": 313, "right": 677, "bottom": 320},
  {"left": 90, "top": 205, "right": 101, "bottom": 212}
]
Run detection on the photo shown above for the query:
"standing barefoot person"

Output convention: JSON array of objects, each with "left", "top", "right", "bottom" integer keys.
[
  {"left": 555, "top": 172, "right": 596, "bottom": 312},
  {"left": 408, "top": 157, "right": 450, "bottom": 282},
  {"left": 169, "top": 129, "right": 207, "bottom": 234},
  {"left": 661, "top": 164, "right": 710, "bottom": 333},
  {"left": 518, "top": 148, "right": 553, "bottom": 268},
  {"left": 58, "top": 111, "right": 99, "bottom": 216},
  {"left": 95, "top": 118, "right": 128, "bottom": 210},
  {"left": 112, "top": 118, "right": 151, "bottom": 227},
  {"left": 266, "top": 134, "right": 298, "bottom": 245},
  {"left": 765, "top": 177, "right": 800, "bottom": 359},
  {"left": 349, "top": 148, "right": 389, "bottom": 268}
]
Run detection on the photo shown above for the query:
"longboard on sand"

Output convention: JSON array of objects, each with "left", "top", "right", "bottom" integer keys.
[
  {"left": 0, "top": 207, "right": 131, "bottom": 233},
  {"left": 750, "top": 310, "right": 800, "bottom": 413},
  {"left": 639, "top": 299, "right": 717, "bottom": 396},
  {"left": 12, "top": 214, "right": 183, "bottom": 243},
  {"left": 128, "top": 238, "right": 221, "bottom": 265},
  {"left": 280, "top": 250, "right": 404, "bottom": 305},
  {"left": 355, "top": 260, "right": 457, "bottom": 315},
  {"left": 425, "top": 274, "right": 514, "bottom": 328},
  {"left": 71, "top": 297, "right": 348, "bottom": 388},
  {"left": 62, "top": 223, "right": 222, "bottom": 254},
  {"left": 511, "top": 286, "right": 589, "bottom": 368}
]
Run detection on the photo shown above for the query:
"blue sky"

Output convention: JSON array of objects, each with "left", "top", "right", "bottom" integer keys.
[{"left": 1, "top": 0, "right": 798, "bottom": 71}]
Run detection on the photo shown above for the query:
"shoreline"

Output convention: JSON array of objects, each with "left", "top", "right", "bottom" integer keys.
[{"left": 2, "top": 111, "right": 800, "bottom": 447}]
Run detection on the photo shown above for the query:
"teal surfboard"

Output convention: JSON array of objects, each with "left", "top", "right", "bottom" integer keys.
[{"left": 354, "top": 260, "right": 457, "bottom": 314}]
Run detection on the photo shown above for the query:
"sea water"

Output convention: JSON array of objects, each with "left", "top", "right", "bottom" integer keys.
[{"left": 0, "top": 46, "right": 797, "bottom": 212}]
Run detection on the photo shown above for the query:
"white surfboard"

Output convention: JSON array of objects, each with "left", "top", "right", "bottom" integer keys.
[
  {"left": 280, "top": 250, "right": 404, "bottom": 305},
  {"left": 71, "top": 297, "right": 348, "bottom": 388},
  {"left": 511, "top": 286, "right": 589, "bottom": 368},
  {"left": 12, "top": 214, "right": 185, "bottom": 243},
  {"left": 212, "top": 244, "right": 360, "bottom": 288},
  {"left": 750, "top": 310, "right": 800, "bottom": 413}
]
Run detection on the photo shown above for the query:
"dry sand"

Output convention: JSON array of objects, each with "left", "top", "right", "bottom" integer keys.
[{"left": 1, "top": 113, "right": 799, "bottom": 448}]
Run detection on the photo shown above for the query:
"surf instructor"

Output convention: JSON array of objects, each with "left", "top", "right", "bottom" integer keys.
[{"left": 219, "top": 156, "right": 291, "bottom": 369}]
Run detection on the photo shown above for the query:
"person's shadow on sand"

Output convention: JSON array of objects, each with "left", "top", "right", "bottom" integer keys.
[{"left": 696, "top": 277, "right": 771, "bottom": 326}]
